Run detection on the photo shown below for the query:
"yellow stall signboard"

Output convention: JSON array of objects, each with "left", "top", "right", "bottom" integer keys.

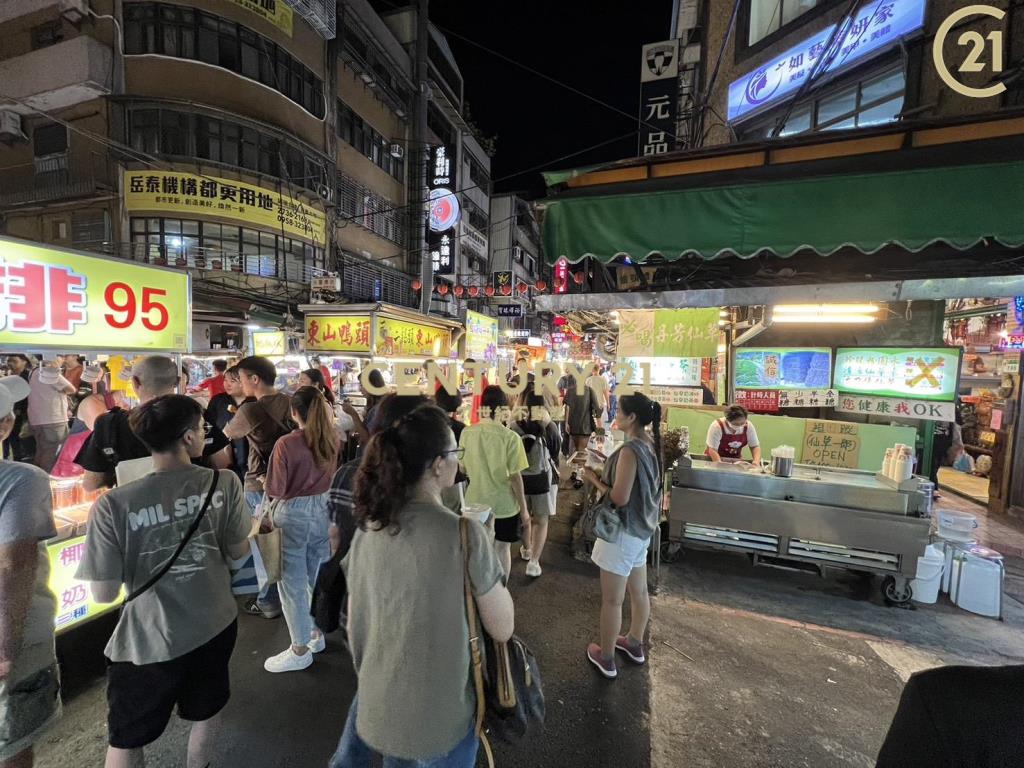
[
  {"left": 228, "top": 0, "right": 293, "bottom": 36},
  {"left": 305, "top": 315, "right": 373, "bottom": 353},
  {"left": 49, "top": 535, "right": 123, "bottom": 633},
  {"left": 124, "top": 171, "right": 327, "bottom": 246},
  {"left": 253, "top": 330, "right": 287, "bottom": 356},
  {"left": 377, "top": 317, "right": 451, "bottom": 358},
  {"left": 0, "top": 238, "right": 190, "bottom": 351}
]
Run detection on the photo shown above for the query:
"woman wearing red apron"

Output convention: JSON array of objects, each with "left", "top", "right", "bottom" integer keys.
[{"left": 706, "top": 405, "right": 762, "bottom": 464}]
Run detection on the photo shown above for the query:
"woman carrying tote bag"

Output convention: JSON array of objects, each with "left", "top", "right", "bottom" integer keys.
[
  {"left": 329, "top": 405, "right": 514, "bottom": 768},
  {"left": 261, "top": 386, "right": 340, "bottom": 674}
]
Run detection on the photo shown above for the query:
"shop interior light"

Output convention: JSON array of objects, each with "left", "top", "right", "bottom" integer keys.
[
  {"left": 773, "top": 314, "right": 876, "bottom": 324},
  {"left": 773, "top": 304, "right": 879, "bottom": 315},
  {"left": 719, "top": 310, "right": 729, "bottom": 317},
  {"left": 771, "top": 303, "right": 879, "bottom": 324}
]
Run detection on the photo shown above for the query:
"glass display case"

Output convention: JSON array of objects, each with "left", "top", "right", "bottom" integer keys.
[{"left": 46, "top": 475, "right": 120, "bottom": 633}]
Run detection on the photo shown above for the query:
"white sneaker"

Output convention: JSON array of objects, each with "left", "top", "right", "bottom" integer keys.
[
  {"left": 308, "top": 634, "right": 326, "bottom": 654},
  {"left": 520, "top": 546, "right": 532, "bottom": 562},
  {"left": 525, "top": 560, "right": 542, "bottom": 578},
  {"left": 264, "top": 648, "right": 313, "bottom": 673}
]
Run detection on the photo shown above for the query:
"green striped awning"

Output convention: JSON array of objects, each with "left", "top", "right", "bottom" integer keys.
[{"left": 542, "top": 160, "right": 1024, "bottom": 264}]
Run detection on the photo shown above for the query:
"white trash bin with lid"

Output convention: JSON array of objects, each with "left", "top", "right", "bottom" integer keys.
[
  {"left": 911, "top": 544, "right": 945, "bottom": 604},
  {"left": 950, "top": 545, "right": 1004, "bottom": 618}
]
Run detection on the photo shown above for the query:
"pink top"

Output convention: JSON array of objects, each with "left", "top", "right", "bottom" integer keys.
[{"left": 264, "top": 431, "right": 337, "bottom": 500}]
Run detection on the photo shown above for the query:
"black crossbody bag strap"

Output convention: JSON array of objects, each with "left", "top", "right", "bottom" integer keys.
[{"left": 125, "top": 471, "right": 220, "bottom": 603}]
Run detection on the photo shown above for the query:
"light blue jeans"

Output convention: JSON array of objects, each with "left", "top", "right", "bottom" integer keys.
[
  {"left": 246, "top": 490, "right": 280, "bottom": 610},
  {"left": 329, "top": 695, "right": 479, "bottom": 768},
  {"left": 274, "top": 492, "right": 330, "bottom": 646}
]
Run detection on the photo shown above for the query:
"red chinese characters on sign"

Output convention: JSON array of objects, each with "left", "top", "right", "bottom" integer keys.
[
  {"left": 59, "top": 542, "right": 85, "bottom": 567},
  {"left": 735, "top": 389, "right": 780, "bottom": 413},
  {"left": 306, "top": 317, "right": 372, "bottom": 353},
  {"left": 61, "top": 583, "right": 88, "bottom": 610},
  {"left": 0, "top": 259, "right": 87, "bottom": 334}
]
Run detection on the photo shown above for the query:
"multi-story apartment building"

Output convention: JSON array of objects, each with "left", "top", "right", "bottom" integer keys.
[
  {"left": 377, "top": 3, "right": 495, "bottom": 319},
  {"left": 489, "top": 192, "right": 550, "bottom": 337},
  {"left": 672, "top": 0, "right": 1020, "bottom": 149},
  {"left": 0, "top": 0, "right": 490, "bottom": 323}
]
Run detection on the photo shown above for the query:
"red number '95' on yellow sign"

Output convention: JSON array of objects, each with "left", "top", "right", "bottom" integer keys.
[{"left": 0, "top": 237, "right": 190, "bottom": 352}]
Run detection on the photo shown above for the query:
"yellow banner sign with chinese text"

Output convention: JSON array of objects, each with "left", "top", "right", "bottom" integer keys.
[
  {"left": 377, "top": 317, "right": 451, "bottom": 358},
  {"left": 49, "top": 535, "right": 123, "bottom": 633},
  {"left": 124, "top": 171, "right": 327, "bottom": 246},
  {"left": 227, "top": 0, "right": 293, "bottom": 36},
  {"left": 0, "top": 237, "right": 190, "bottom": 352},
  {"left": 305, "top": 315, "right": 373, "bottom": 353}
]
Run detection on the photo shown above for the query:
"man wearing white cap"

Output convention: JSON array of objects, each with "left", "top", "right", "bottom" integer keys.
[
  {"left": 26, "top": 358, "right": 75, "bottom": 473},
  {"left": 0, "top": 375, "right": 61, "bottom": 767}
]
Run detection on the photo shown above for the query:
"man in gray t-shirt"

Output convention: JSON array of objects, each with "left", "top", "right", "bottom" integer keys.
[
  {"left": 0, "top": 374, "right": 61, "bottom": 765},
  {"left": 77, "top": 466, "right": 251, "bottom": 664}
]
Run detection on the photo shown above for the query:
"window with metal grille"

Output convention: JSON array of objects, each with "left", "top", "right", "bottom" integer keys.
[
  {"left": 336, "top": 172, "right": 406, "bottom": 246},
  {"left": 72, "top": 210, "right": 111, "bottom": 249}
]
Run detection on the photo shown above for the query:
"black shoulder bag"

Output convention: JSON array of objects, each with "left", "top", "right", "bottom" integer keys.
[{"left": 125, "top": 471, "right": 220, "bottom": 602}]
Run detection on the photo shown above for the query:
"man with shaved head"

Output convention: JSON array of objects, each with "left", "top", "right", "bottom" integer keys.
[{"left": 75, "top": 356, "right": 230, "bottom": 491}]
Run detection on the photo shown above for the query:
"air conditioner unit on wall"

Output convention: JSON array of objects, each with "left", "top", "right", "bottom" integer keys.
[{"left": 0, "top": 110, "right": 27, "bottom": 144}]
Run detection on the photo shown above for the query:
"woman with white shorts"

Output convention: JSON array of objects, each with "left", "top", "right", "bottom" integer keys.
[{"left": 583, "top": 392, "right": 663, "bottom": 680}]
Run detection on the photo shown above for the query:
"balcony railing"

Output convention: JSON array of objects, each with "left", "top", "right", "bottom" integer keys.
[
  {"left": 0, "top": 152, "right": 111, "bottom": 207},
  {"left": 91, "top": 242, "right": 323, "bottom": 286}
]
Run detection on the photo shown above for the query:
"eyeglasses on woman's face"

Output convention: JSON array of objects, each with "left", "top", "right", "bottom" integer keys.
[{"left": 437, "top": 446, "right": 465, "bottom": 461}]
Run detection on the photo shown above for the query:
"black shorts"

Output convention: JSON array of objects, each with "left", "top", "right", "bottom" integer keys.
[
  {"left": 106, "top": 620, "right": 237, "bottom": 749},
  {"left": 494, "top": 515, "right": 522, "bottom": 543}
]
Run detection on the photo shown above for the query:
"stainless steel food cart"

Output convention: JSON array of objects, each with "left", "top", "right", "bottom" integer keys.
[{"left": 668, "top": 458, "right": 933, "bottom": 604}]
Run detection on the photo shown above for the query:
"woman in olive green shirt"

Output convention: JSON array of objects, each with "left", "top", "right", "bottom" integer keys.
[{"left": 331, "top": 405, "right": 514, "bottom": 766}]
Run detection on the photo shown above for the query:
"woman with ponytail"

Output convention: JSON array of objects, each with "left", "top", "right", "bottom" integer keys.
[
  {"left": 582, "top": 392, "right": 663, "bottom": 679},
  {"left": 329, "top": 405, "right": 513, "bottom": 767},
  {"left": 262, "top": 386, "right": 340, "bottom": 673}
]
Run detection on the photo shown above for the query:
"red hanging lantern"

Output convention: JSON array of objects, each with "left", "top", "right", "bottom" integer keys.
[
  {"left": 501, "top": 284, "right": 513, "bottom": 296},
  {"left": 517, "top": 282, "right": 529, "bottom": 294},
  {"left": 572, "top": 272, "right": 585, "bottom": 285},
  {"left": 438, "top": 283, "right": 449, "bottom": 295},
  {"left": 468, "top": 285, "right": 480, "bottom": 297},
  {"left": 453, "top": 285, "right": 465, "bottom": 297},
  {"left": 484, "top": 285, "right": 495, "bottom": 297},
  {"left": 411, "top": 279, "right": 422, "bottom": 291},
  {"left": 534, "top": 280, "right": 547, "bottom": 292}
]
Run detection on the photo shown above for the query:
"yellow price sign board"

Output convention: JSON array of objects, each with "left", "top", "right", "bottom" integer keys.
[
  {"left": 124, "top": 171, "right": 327, "bottom": 246},
  {"left": 305, "top": 315, "right": 373, "bottom": 353},
  {"left": 48, "top": 535, "right": 123, "bottom": 633},
  {"left": 377, "top": 317, "right": 451, "bottom": 358},
  {"left": 0, "top": 237, "right": 190, "bottom": 352},
  {"left": 228, "top": 0, "right": 293, "bottom": 36},
  {"left": 252, "top": 330, "right": 287, "bottom": 356}
]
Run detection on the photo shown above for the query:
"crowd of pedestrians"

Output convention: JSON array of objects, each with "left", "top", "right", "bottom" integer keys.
[{"left": 0, "top": 353, "right": 665, "bottom": 768}]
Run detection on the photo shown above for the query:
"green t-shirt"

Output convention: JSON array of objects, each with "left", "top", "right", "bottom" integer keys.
[
  {"left": 77, "top": 466, "right": 251, "bottom": 664},
  {"left": 343, "top": 502, "right": 504, "bottom": 760},
  {"left": 459, "top": 420, "right": 529, "bottom": 519}
]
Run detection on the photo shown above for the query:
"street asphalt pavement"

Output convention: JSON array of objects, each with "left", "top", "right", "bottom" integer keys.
[{"left": 32, "top": 517, "right": 1024, "bottom": 767}]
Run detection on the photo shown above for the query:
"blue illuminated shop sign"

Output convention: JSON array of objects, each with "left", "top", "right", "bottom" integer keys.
[{"left": 727, "top": 0, "right": 926, "bottom": 122}]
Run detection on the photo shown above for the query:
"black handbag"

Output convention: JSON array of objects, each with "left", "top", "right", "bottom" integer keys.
[
  {"left": 310, "top": 546, "right": 347, "bottom": 634},
  {"left": 460, "top": 518, "right": 545, "bottom": 765}
]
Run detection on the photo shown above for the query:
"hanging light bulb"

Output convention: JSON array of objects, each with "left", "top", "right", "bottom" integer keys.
[
  {"left": 453, "top": 285, "right": 465, "bottom": 297},
  {"left": 438, "top": 283, "right": 449, "bottom": 295},
  {"left": 517, "top": 282, "right": 529, "bottom": 294},
  {"left": 411, "top": 279, "right": 422, "bottom": 291},
  {"left": 485, "top": 285, "right": 495, "bottom": 297},
  {"left": 534, "top": 280, "right": 547, "bottom": 292},
  {"left": 468, "top": 285, "right": 480, "bottom": 297},
  {"left": 501, "top": 284, "right": 513, "bottom": 295}
]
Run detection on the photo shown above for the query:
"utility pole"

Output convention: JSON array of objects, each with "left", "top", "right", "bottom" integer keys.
[{"left": 415, "top": 0, "right": 432, "bottom": 314}]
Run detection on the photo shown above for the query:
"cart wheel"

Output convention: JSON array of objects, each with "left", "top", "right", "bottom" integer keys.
[
  {"left": 661, "top": 541, "right": 682, "bottom": 564},
  {"left": 882, "top": 576, "right": 913, "bottom": 606}
]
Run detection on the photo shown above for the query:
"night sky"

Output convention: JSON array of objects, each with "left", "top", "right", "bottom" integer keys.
[{"left": 373, "top": 1, "right": 675, "bottom": 197}]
